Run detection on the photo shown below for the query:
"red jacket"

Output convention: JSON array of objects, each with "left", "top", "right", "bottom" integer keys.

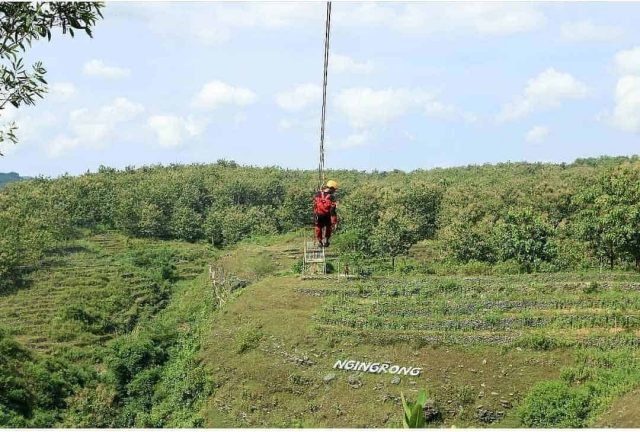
[{"left": 314, "top": 188, "right": 337, "bottom": 224}]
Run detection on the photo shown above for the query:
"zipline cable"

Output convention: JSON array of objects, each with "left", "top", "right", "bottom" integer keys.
[{"left": 318, "top": 1, "right": 331, "bottom": 189}]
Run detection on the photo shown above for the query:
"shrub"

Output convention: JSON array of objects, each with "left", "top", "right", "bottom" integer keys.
[
  {"left": 455, "top": 384, "right": 475, "bottom": 406},
  {"left": 235, "top": 326, "right": 263, "bottom": 354},
  {"left": 457, "top": 260, "right": 493, "bottom": 275},
  {"left": 291, "top": 258, "right": 303, "bottom": 274},
  {"left": 514, "top": 333, "right": 561, "bottom": 351},
  {"left": 492, "top": 259, "right": 523, "bottom": 275},
  {"left": 518, "top": 380, "right": 592, "bottom": 427},
  {"left": 583, "top": 281, "right": 600, "bottom": 294}
]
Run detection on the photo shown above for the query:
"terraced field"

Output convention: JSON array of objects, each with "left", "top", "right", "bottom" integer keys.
[
  {"left": 307, "top": 273, "right": 640, "bottom": 349},
  {"left": 0, "top": 232, "right": 212, "bottom": 354}
]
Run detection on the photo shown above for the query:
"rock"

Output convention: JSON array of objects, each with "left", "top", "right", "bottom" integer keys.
[
  {"left": 491, "top": 392, "right": 499, "bottom": 396},
  {"left": 500, "top": 399, "right": 512, "bottom": 408},
  {"left": 482, "top": 359, "right": 487, "bottom": 365},
  {"left": 477, "top": 408, "right": 503, "bottom": 424},
  {"left": 323, "top": 373, "right": 336, "bottom": 384},
  {"left": 423, "top": 399, "right": 441, "bottom": 422},
  {"left": 391, "top": 376, "right": 401, "bottom": 385},
  {"left": 347, "top": 374, "right": 362, "bottom": 389}
]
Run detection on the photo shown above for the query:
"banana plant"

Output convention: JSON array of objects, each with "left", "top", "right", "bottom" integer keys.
[{"left": 401, "top": 389, "right": 427, "bottom": 428}]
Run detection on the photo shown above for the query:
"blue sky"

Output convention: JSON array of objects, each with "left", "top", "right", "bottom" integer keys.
[{"left": 1, "top": 1, "right": 640, "bottom": 177}]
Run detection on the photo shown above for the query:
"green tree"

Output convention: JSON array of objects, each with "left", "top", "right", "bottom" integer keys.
[
  {"left": 277, "top": 185, "right": 313, "bottom": 231},
  {"left": 397, "top": 182, "right": 442, "bottom": 240},
  {"left": 372, "top": 207, "right": 418, "bottom": 270},
  {"left": 170, "top": 206, "right": 203, "bottom": 242},
  {"left": 0, "top": 2, "right": 104, "bottom": 152},
  {"left": 493, "top": 209, "right": 556, "bottom": 272},
  {"left": 575, "top": 163, "right": 640, "bottom": 269},
  {"left": 448, "top": 222, "right": 496, "bottom": 263},
  {"left": 138, "top": 202, "right": 166, "bottom": 238}
]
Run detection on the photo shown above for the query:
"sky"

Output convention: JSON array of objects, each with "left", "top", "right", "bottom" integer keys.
[{"left": 1, "top": 1, "right": 640, "bottom": 177}]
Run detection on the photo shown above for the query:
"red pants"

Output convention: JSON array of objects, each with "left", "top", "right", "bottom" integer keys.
[{"left": 315, "top": 214, "right": 332, "bottom": 242}]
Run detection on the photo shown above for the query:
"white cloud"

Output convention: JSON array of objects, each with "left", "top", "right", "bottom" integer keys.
[
  {"left": 526, "top": 125, "right": 550, "bottom": 143},
  {"left": 120, "top": 2, "right": 321, "bottom": 45},
  {"left": 46, "top": 97, "right": 145, "bottom": 157},
  {"left": 275, "top": 84, "right": 321, "bottom": 112},
  {"left": 335, "top": 87, "right": 473, "bottom": 130},
  {"left": 615, "top": 46, "right": 640, "bottom": 76},
  {"left": 330, "top": 54, "right": 373, "bottom": 74},
  {"left": 335, "top": 88, "right": 421, "bottom": 129},
  {"left": 498, "top": 68, "right": 589, "bottom": 122},
  {"left": 0, "top": 108, "right": 57, "bottom": 155},
  {"left": 561, "top": 20, "right": 623, "bottom": 42},
  {"left": 327, "top": 131, "right": 371, "bottom": 150},
  {"left": 147, "top": 114, "right": 208, "bottom": 148},
  {"left": 465, "top": 3, "right": 546, "bottom": 36},
  {"left": 192, "top": 80, "right": 257, "bottom": 110},
  {"left": 608, "top": 75, "right": 640, "bottom": 133},
  {"left": 49, "top": 82, "right": 77, "bottom": 101},
  {"left": 337, "top": 2, "right": 546, "bottom": 36},
  {"left": 83, "top": 59, "right": 131, "bottom": 79},
  {"left": 117, "top": 2, "right": 544, "bottom": 47}
]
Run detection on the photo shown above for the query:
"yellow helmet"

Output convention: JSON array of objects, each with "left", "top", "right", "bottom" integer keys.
[{"left": 326, "top": 180, "right": 338, "bottom": 189}]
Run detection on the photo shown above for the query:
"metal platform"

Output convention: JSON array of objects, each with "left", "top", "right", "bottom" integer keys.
[{"left": 303, "top": 241, "right": 326, "bottom": 275}]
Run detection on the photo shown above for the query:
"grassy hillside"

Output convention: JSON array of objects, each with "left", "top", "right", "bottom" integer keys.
[
  {"left": 1, "top": 232, "right": 208, "bottom": 352},
  {"left": 3, "top": 227, "right": 640, "bottom": 426},
  {"left": 3, "top": 157, "right": 640, "bottom": 427},
  {"left": 197, "top": 236, "right": 640, "bottom": 427},
  {"left": 0, "top": 231, "right": 215, "bottom": 426}
]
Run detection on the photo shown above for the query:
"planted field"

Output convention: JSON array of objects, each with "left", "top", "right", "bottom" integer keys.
[
  {"left": 0, "top": 232, "right": 212, "bottom": 354},
  {"left": 308, "top": 273, "right": 640, "bottom": 349}
]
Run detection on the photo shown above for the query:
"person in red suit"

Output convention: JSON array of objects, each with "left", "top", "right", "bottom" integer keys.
[{"left": 313, "top": 180, "right": 338, "bottom": 247}]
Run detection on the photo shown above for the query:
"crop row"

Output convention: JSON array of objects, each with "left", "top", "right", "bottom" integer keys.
[
  {"left": 315, "top": 311, "right": 640, "bottom": 332},
  {"left": 297, "top": 279, "right": 640, "bottom": 300},
  {"left": 323, "top": 297, "right": 640, "bottom": 318},
  {"left": 317, "top": 324, "right": 640, "bottom": 349}
]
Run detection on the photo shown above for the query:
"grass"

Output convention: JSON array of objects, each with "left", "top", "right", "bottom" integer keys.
[
  {"left": 199, "top": 274, "right": 576, "bottom": 427},
  {"left": 0, "top": 231, "right": 212, "bottom": 354},
  {"left": 4, "top": 230, "right": 640, "bottom": 427},
  {"left": 196, "top": 236, "right": 640, "bottom": 427}
]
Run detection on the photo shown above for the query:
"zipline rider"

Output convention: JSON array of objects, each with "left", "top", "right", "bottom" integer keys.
[{"left": 313, "top": 179, "right": 338, "bottom": 248}]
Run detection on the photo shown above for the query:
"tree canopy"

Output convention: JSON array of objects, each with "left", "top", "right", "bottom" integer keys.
[{"left": 0, "top": 2, "right": 104, "bottom": 153}]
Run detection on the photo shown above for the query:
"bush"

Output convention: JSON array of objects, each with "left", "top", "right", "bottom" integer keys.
[
  {"left": 560, "top": 366, "right": 596, "bottom": 385},
  {"left": 518, "top": 380, "right": 592, "bottom": 427},
  {"left": 492, "top": 259, "right": 523, "bottom": 275},
  {"left": 234, "top": 326, "right": 263, "bottom": 354},
  {"left": 583, "top": 281, "right": 600, "bottom": 294},
  {"left": 291, "top": 258, "right": 303, "bottom": 274},
  {"left": 514, "top": 333, "right": 562, "bottom": 351},
  {"left": 457, "top": 260, "right": 493, "bottom": 275}
]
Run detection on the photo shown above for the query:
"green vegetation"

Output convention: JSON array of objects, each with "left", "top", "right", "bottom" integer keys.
[
  {"left": 3, "top": 156, "right": 640, "bottom": 427},
  {"left": 401, "top": 389, "right": 428, "bottom": 428},
  {"left": 0, "top": 2, "right": 104, "bottom": 150}
]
